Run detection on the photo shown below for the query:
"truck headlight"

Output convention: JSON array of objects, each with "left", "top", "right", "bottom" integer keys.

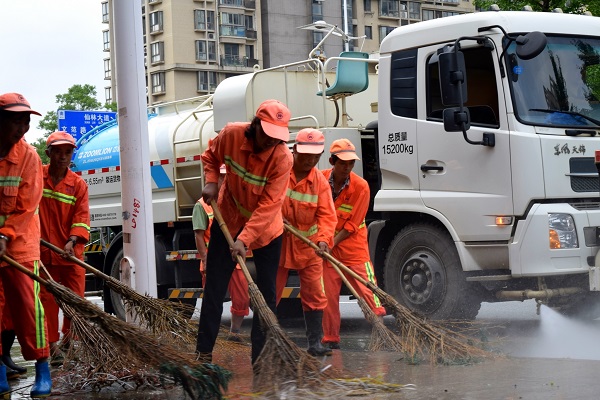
[{"left": 548, "top": 213, "right": 578, "bottom": 249}]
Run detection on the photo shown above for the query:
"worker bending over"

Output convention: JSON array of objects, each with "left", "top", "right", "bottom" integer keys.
[
  {"left": 321, "top": 138, "right": 386, "bottom": 349},
  {"left": 196, "top": 99, "right": 293, "bottom": 365},
  {"left": 276, "top": 128, "right": 336, "bottom": 357}
]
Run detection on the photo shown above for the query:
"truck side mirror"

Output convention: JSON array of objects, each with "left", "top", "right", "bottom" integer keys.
[
  {"left": 438, "top": 48, "right": 468, "bottom": 106},
  {"left": 515, "top": 31, "right": 547, "bottom": 60},
  {"left": 443, "top": 107, "right": 471, "bottom": 132}
]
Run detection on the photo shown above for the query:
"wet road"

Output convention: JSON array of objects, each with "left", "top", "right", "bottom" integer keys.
[{"left": 8, "top": 297, "right": 600, "bottom": 399}]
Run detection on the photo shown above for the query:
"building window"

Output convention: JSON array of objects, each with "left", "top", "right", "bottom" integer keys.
[
  {"left": 196, "top": 41, "right": 207, "bottom": 61},
  {"left": 219, "top": 0, "right": 244, "bottom": 6},
  {"left": 364, "top": 0, "right": 372, "bottom": 12},
  {"left": 220, "top": 13, "right": 246, "bottom": 37},
  {"left": 380, "top": 0, "right": 399, "bottom": 17},
  {"left": 222, "top": 43, "right": 241, "bottom": 66},
  {"left": 103, "top": 30, "right": 110, "bottom": 51},
  {"left": 101, "top": 2, "right": 109, "bottom": 23},
  {"left": 365, "top": 26, "right": 372, "bottom": 40},
  {"left": 208, "top": 41, "right": 216, "bottom": 61},
  {"left": 194, "top": 10, "right": 214, "bottom": 30},
  {"left": 197, "top": 71, "right": 218, "bottom": 92},
  {"left": 150, "top": 41, "right": 164, "bottom": 64},
  {"left": 105, "top": 87, "right": 112, "bottom": 103},
  {"left": 245, "top": 45, "right": 254, "bottom": 60},
  {"left": 245, "top": 15, "right": 254, "bottom": 30},
  {"left": 379, "top": 26, "right": 396, "bottom": 44},
  {"left": 151, "top": 72, "right": 165, "bottom": 93},
  {"left": 150, "top": 11, "right": 163, "bottom": 33},
  {"left": 422, "top": 9, "right": 435, "bottom": 20},
  {"left": 408, "top": 2, "right": 420, "bottom": 20},
  {"left": 104, "top": 59, "right": 111, "bottom": 79}
]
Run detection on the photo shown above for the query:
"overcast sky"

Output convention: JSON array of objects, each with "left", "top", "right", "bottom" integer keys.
[{"left": 2, "top": 1, "right": 107, "bottom": 142}]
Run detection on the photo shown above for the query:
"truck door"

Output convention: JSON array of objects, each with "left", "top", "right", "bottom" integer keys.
[{"left": 416, "top": 43, "right": 514, "bottom": 243}]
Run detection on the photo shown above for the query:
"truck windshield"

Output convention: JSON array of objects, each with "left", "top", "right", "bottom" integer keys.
[{"left": 508, "top": 35, "right": 600, "bottom": 129}]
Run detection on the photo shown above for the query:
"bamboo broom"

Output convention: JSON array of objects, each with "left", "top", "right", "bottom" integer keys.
[
  {"left": 1, "top": 254, "right": 231, "bottom": 399},
  {"left": 283, "top": 223, "right": 490, "bottom": 363},
  {"left": 40, "top": 238, "right": 197, "bottom": 344},
  {"left": 210, "top": 200, "right": 337, "bottom": 390},
  {"left": 283, "top": 223, "right": 403, "bottom": 352}
]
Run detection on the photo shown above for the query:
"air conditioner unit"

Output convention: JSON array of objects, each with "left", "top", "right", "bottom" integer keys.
[{"left": 208, "top": 33, "right": 215, "bottom": 39}]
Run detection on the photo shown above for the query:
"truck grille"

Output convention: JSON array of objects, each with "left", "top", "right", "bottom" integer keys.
[{"left": 569, "top": 157, "right": 599, "bottom": 193}]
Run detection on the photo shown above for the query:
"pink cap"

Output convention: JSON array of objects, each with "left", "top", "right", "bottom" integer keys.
[
  {"left": 295, "top": 128, "right": 325, "bottom": 154},
  {"left": 0, "top": 93, "right": 41, "bottom": 116},
  {"left": 47, "top": 131, "right": 76, "bottom": 148},
  {"left": 255, "top": 99, "right": 291, "bottom": 142},
  {"left": 329, "top": 138, "right": 360, "bottom": 161}
]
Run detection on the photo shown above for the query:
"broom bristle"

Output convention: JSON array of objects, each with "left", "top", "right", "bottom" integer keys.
[
  {"left": 47, "top": 280, "right": 231, "bottom": 398},
  {"left": 355, "top": 298, "right": 404, "bottom": 353}
]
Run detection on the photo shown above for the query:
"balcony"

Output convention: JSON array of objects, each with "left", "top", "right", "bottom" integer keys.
[
  {"left": 245, "top": 29, "right": 257, "bottom": 39},
  {"left": 221, "top": 55, "right": 258, "bottom": 67},
  {"left": 244, "top": 0, "right": 255, "bottom": 9},
  {"left": 220, "top": 25, "right": 246, "bottom": 38}
]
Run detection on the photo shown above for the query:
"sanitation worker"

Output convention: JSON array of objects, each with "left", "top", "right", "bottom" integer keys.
[
  {"left": 321, "top": 138, "right": 386, "bottom": 349},
  {"left": 193, "top": 164, "right": 250, "bottom": 342},
  {"left": 0, "top": 92, "right": 52, "bottom": 398},
  {"left": 275, "top": 128, "right": 336, "bottom": 357},
  {"left": 196, "top": 99, "right": 293, "bottom": 365},
  {"left": 38, "top": 131, "right": 90, "bottom": 366}
]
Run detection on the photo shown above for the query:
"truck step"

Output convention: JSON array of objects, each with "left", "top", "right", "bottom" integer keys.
[{"left": 466, "top": 275, "right": 512, "bottom": 282}]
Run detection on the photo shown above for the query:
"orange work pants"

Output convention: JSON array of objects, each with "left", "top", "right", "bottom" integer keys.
[
  {"left": 38, "top": 263, "right": 85, "bottom": 343},
  {"left": 276, "top": 260, "right": 327, "bottom": 312},
  {"left": 0, "top": 261, "right": 49, "bottom": 360},
  {"left": 322, "top": 260, "right": 385, "bottom": 344}
]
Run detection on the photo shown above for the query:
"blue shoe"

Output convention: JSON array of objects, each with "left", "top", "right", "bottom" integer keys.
[
  {"left": 30, "top": 361, "right": 51, "bottom": 398},
  {"left": 0, "top": 365, "right": 9, "bottom": 397}
]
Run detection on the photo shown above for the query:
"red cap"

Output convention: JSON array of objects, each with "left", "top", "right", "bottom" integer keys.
[
  {"left": 330, "top": 138, "right": 360, "bottom": 161},
  {"left": 295, "top": 128, "right": 325, "bottom": 154},
  {"left": 0, "top": 93, "right": 41, "bottom": 116},
  {"left": 47, "top": 131, "right": 76, "bottom": 148},
  {"left": 255, "top": 99, "right": 291, "bottom": 142}
]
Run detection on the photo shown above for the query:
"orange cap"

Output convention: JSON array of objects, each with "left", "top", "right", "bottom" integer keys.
[
  {"left": 0, "top": 93, "right": 41, "bottom": 116},
  {"left": 255, "top": 99, "right": 291, "bottom": 142},
  {"left": 295, "top": 128, "right": 325, "bottom": 154},
  {"left": 330, "top": 138, "right": 360, "bottom": 161},
  {"left": 47, "top": 131, "right": 76, "bottom": 148}
]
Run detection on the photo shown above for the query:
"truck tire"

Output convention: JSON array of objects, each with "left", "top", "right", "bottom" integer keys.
[
  {"left": 108, "top": 248, "right": 127, "bottom": 321},
  {"left": 383, "top": 223, "right": 481, "bottom": 320}
]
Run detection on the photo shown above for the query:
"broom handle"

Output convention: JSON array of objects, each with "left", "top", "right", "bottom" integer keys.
[
  {"left": 284, "top": 223, "right": 378, "bottom": 294},
  {"left": 1, "top": 255, "right": 50, "bottom": 288},
  {"left": 283, "top": 223, "right": 363, "bottom": 300},
  {"left": 210, "top": 200, "right": 255, "bottom": 285},
  {"left": 41, "top": 238, "right": 113, "bottom": 282}
]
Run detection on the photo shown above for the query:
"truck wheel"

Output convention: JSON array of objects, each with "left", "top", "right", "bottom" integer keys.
[
  {"left": 384, "top": 223, "right": 481, "bottom": 320},
  {"left": 108, "top": 248, "right": 127, "bottom": 321}
]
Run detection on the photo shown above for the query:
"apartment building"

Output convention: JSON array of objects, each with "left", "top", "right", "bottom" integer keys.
[{"left": 101, "top": 0, "right": 474, "bottom": 104}]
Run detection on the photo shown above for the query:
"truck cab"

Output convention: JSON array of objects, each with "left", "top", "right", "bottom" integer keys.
[{"left": 371, "top": 11, "right": 600, "bottom": 319}]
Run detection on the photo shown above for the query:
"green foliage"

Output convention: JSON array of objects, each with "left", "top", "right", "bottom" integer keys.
[
  {"left": 473, "top": 0, "right": 598, "bottom": 15},
  {"left": 36, "top": 84, "right": 106, "bottom": 136}
]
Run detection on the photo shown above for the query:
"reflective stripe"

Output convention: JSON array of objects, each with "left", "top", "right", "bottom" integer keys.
[
  {"left": 71, "top": 222, "right": 91, "bottom": 232},
  {"left": 359, "top": 220, "right": 366, "bottom": 229},
  {"left": 286, "top": 188, "right": 318, "bottom": 204},
  {"left": 42, "top": 188, "right": 77, "bottom": 206},
  {"left": 291, "top": 223, "right": 318, "bottom": 237},
  {"left": 232, "top": 195, "right": 252, "bottom": 219},
  {"left": 338, "top": 204, "right": 353, "bottom": 213},
  {"left": 33, "top": 261, "right": 47, "bottom": 348},
  {"left": 225, "top": 156, "right": 268, "bottom": 187},
  {"left": 0, "top": 215, "right": 6, "bottom": 227},
  {"left": 0, "top": 176, "right": 22, "bottom": 187},
  {"left": 364, "top": 261, "right": 382, "bottom": 308}
]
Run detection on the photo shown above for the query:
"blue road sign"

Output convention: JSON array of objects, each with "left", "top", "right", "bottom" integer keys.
[{"left": 57, "top": 110, "right": 116, "bottom": 142}]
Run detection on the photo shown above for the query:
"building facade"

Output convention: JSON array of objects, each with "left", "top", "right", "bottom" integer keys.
[{"left": 101, "top": 0, "right": 474, "bottom": 105}]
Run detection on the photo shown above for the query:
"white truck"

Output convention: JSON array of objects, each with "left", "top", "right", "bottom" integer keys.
[{"left": 77, "top": 10, "right": 600, "bottom": 320}]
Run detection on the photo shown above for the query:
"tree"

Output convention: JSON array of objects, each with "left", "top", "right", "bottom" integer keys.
[
  {"left": 33, "top": 84, "right": 106, "bottom": 163},
  {"left": 473, "top": 0, "right": 599, "bottom": 15}
]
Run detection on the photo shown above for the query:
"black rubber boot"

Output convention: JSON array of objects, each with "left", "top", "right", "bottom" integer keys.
[
  {"left": 304, "top": 311, "right": 332, "bottom": 357},
  {"left": 2, "top": 330, "right": 27, "bottom": 374}
]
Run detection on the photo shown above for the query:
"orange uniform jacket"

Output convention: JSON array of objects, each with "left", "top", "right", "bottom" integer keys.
[
  {"left": 40, "top": 165, "right": 90, "bottom": 265},
  {"left": 201, "top": 122, "right": 293, "bottom": 249},
  {"left": 321, "top": 169, "right": 370, "bottom": 265},
  {"left": 0, "top": 139, "right": 43, "bottom": 264},
  {"left": 281, "top": 167, "right": 336, "bottom": 268}
]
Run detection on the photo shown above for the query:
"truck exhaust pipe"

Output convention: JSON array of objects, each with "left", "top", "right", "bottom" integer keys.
[{"left": 495, "top": 287, "right": 584, "bottom": 302}]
